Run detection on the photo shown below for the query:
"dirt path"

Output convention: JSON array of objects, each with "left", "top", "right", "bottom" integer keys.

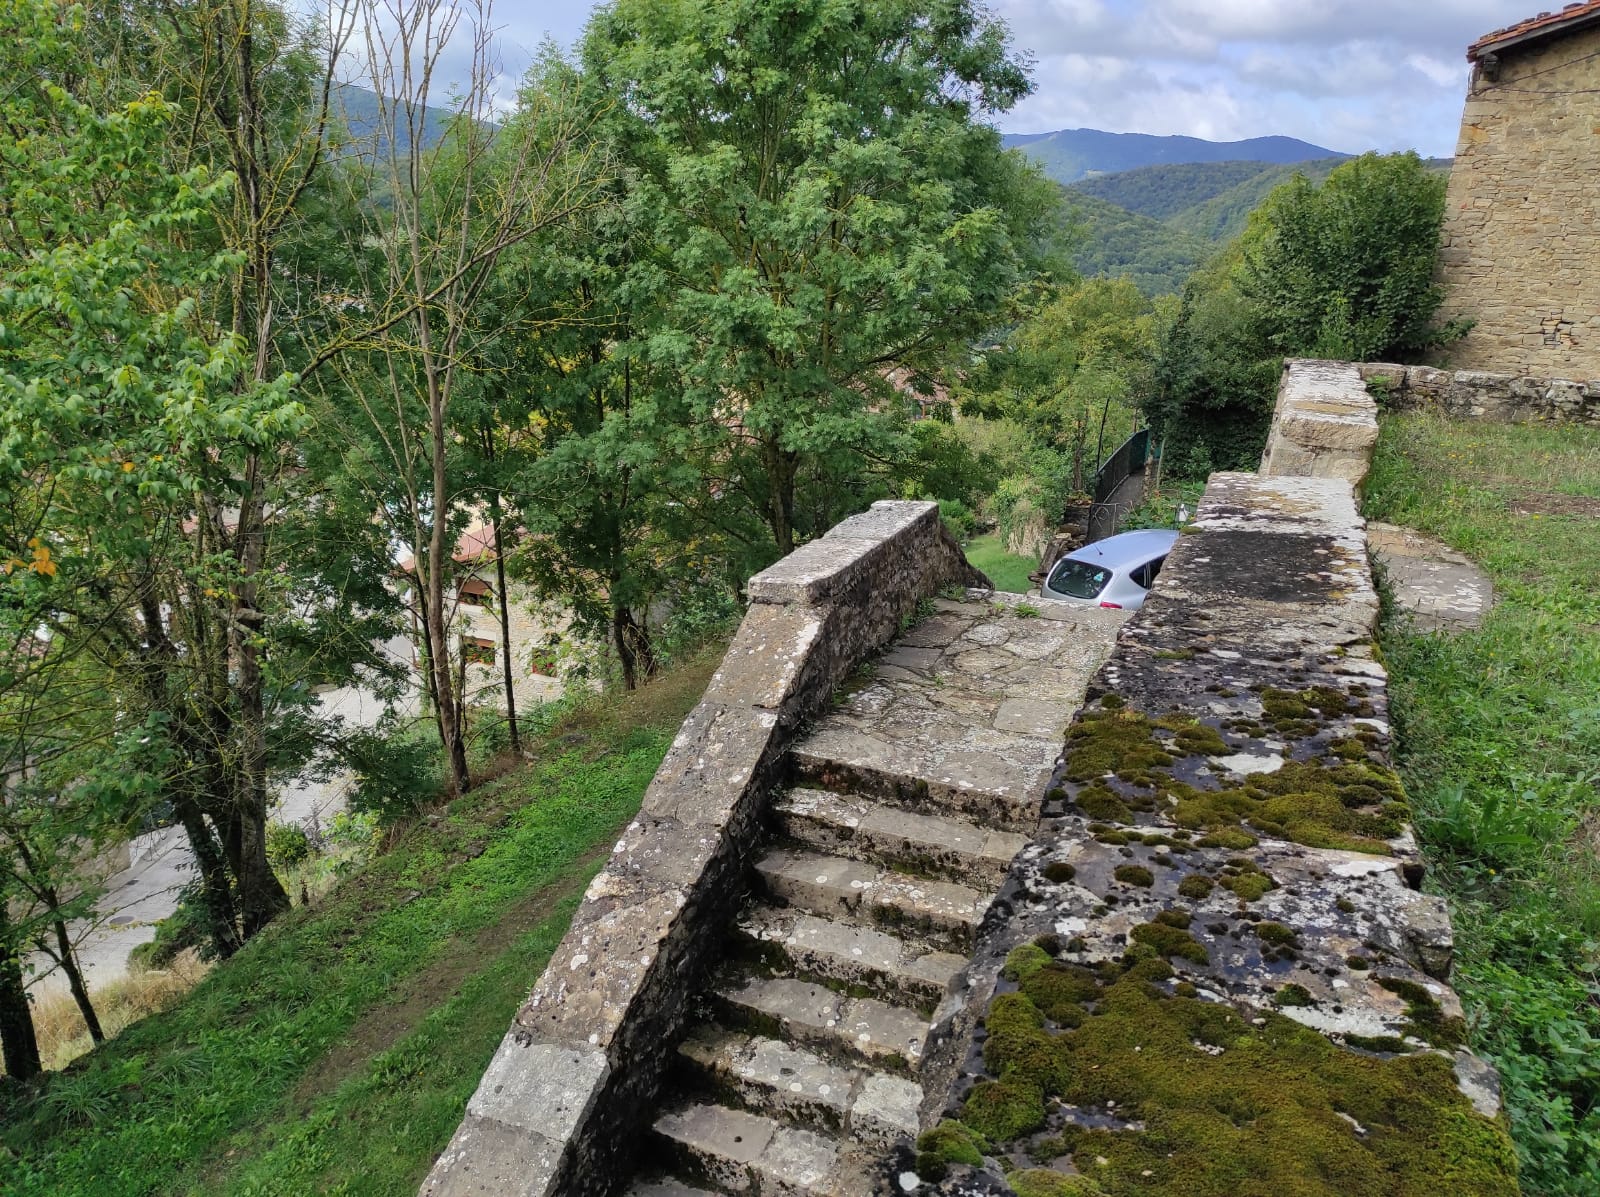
[{"left": 288, "top": 846, "right": 608, "bottom": 1113}]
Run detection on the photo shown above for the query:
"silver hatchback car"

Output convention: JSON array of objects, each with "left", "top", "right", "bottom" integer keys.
[{"left": 1041, "top": 528, "right": 1179, "bottom": 611}]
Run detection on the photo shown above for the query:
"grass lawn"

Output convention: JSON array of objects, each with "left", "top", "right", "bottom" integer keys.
[
  {"left": 0, "top": 647, "right": 721, "bottom": 1197},
  {"left": 964, "top": 531, "right": 1037, "bottom": 594},
  {"left": 1364, "top": 413, "right": 1600, "bottom": 1195}
]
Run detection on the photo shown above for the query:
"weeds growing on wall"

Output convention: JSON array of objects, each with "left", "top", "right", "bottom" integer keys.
[{"left": 1366, "top": 414, "right": 1600, "bottom": 1195}]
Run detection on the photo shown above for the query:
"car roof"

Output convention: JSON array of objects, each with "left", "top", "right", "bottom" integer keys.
[{"left": 1059, "top": 528, "right": 1180, "bottom": 571}]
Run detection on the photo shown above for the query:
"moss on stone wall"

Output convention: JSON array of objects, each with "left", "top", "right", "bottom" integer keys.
[
  {"left": 955, "top": 921, "right": 1519, "bottom": 1196},
  {"left": 1056, "top": 707, "right": 1409, "bottom": 855}
]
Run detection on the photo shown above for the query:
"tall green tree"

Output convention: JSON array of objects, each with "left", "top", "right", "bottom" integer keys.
[
  {"left": 1236, "top": 151, "right": 1460, "bottom": 363},
  {"left": 580, "top": 0, "right": 1057, "bottom": 555}
]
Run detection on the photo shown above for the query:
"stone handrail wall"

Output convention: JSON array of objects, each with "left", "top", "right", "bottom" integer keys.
[
  {"left": 1258, "top": 359, "right": 1380, "bottom": 484},
  {"left": 905, "top": 396, "right": 1516, "bottom": 1192},
  {"left": 1359, "top": 361, "right": 1600, "bottom": 426},
  {"left": 421, "top": 500, "right": 988, "bottom": 1197}
]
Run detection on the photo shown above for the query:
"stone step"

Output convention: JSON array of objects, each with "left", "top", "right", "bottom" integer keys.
[
  {"left": 712, "top": 973, "right": 930, "bottom": 1075},
  {"left": 773, "top": 787, "right": 1027, "bottom": 889},
  {"left": 675, "top": 1024, "right": 923, "bottom": 1148},
  {"left": 735, "top": 905, "right": 967, "bottom": 1014},
  {"left": 788, "top": 749, "right": 1042, "bottom": 834},
  {"left": 651, "top": 1101, "right": 848, "bottom": 1196},
  {"left": 754, "top": 847, "right": 990, "bottom": 953}
]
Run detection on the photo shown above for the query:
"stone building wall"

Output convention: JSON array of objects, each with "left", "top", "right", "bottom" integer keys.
[{"left": 1436, "top": 23, "right": 1600, "bottom": 375}]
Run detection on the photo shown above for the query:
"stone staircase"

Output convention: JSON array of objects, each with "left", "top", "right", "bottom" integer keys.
[{"left": 623, "top": 595, "right": 1127, "bottom": 1195}]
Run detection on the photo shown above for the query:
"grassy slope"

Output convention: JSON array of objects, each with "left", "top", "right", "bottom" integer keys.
[
  {"left": 1364, "top": 414, "right": 1600, "bottom": 1195},
  {"left": 0, "top": 649, "right": 721, "bottom": 1197},
  {"left": 964, "top": 532, "right": 1037, "bottom": 594}
]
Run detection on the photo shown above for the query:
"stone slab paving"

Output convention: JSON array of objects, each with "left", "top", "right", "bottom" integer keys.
[
  {"left": 1368, "top": 521, "right": 1495, "bottom": 631},
  {"left": 629, "top": 593, "right": 1129, "bottom": 1194}
]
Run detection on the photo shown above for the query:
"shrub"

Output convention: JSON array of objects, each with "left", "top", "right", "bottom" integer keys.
[
  {"left": 340, "top": 725, "right": 442, "bottom": 829},
  {"left": 265, "top": 821, "right": 312, "bottom": 872}
]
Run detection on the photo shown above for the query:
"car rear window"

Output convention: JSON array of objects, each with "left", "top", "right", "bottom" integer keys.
[{"left": 1045, "top": 558, "right": 1112, "bottom": 600}]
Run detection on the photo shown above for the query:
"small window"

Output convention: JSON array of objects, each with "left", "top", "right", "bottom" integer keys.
[
  {"left": 458, "top": 577, "right": 491, "bottom": 607},
  {"left": 1129, "top": 555, "right": 1168, "bottom": 590},
  {"left": 462, "top": 636, "right": 495, "bottom": 666},
  {"left": 1045, "top": 558, "right": 1112, "bottom": 600}
]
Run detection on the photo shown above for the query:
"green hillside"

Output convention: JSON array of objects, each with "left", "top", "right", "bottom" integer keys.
[
  {"left": 1061, "top": 155, "right": 1454, "bottom": 295},
  {"left": 1163, "top": 158, "right": 1346, "bottom": 242},
  {"left": 1064, "top": 190, "right": 1215, "bottom": 297},
  {"left": 1069, "top": 160, "right": 1280, "bottom": 221}
]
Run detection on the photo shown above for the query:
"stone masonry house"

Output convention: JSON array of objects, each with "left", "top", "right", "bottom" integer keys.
[
  {"left": 1436, "top": 1, "right": 1600, "bottom": 375},
  {"left": 397, "top": 521, "right": 569, "bottom": 718}
]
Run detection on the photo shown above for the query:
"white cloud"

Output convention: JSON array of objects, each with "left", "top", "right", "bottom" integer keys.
[{"left": 377, "top": 0, "right": 1537, "bottom": 156}]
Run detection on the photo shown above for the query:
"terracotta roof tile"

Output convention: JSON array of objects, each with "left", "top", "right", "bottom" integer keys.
[{"left": 1468, "top": 1, "right": 1600, "bottom": 60}]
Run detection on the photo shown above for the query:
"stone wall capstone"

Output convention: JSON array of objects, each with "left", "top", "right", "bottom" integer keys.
[
  {"left": 419, "top": 501, "right": 987, "bottom": 1197},
  {"left": 1258, "top": 359, "right": 1379, "bottom": 485}
]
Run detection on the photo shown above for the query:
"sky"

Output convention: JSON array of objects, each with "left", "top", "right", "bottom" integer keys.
[{"left": 433, "top": 0, "right": 1545, "bottom": 157}]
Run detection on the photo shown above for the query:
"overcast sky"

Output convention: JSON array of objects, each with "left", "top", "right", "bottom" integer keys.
[{"left": 445, "top": 0, "right": 1540, "bottom": 157}]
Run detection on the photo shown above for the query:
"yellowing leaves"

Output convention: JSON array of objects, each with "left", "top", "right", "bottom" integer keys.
[{"left": 4, "top": 538, "right": 59, "bottom": 578}]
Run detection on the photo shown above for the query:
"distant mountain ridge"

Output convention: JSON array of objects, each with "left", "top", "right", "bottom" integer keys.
[{"left": 1002, "top": 127, "right": 1348, "bottom": 185}]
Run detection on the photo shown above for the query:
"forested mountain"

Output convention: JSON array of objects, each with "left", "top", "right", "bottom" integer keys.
[
  {"left": 1058, "top": 153, "right": 1454, "bottom": 294},
  {"left": 1161, "top": 158, "right": 1347, "bottom": 241},
  {"left": 1068, "top": 160, "right": 1305, "bottom": 221},
  {"left": 332, "top": 82, "right": 457, "bottom": 157},
  {"left": 1062, "top": 191, "right": 1213, "bottom": 297},
  {"left": 1003, "top": 127, "right": 1344, "bottom": 185}
]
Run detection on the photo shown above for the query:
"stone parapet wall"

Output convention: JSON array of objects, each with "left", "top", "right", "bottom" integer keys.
[
  {"left": 1258, "top": 359, "right": 1379, "bottom": 484},
  {"left": 903, "top": 438, "right": 1516, "bottom": 1190},
  {"left": 1435, "top": 22, "right": 1600, "bottom": 377},
  {"left": 420, "top": 501, "right": 987, "bottom": 1197},
  {"left": 1359, "top": 360, "right": 1600, "bottom": 426}
]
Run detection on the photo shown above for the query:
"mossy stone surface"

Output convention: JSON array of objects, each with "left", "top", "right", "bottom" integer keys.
[{"left": 957, "top": 941, "right": 1519, "bottom": 1196}]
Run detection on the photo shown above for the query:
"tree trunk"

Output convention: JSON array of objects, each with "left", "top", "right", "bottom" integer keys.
[
  {"left": 762, "top": 440, "right": 799, "bottom": 557},
  {"left": 229, "top": 456, "right": 291, "bottom": 937},
  {"left": 488, "top": 493, "right": 521, "bottom": 756},
  {"left": 0, "top": 904, "right": 41, "bottom": 1080},
  {"left": 612, "top": 603, "right": 657, "bottom": 692},
  {"left": 173, "top": 797, "right": 242, "bottom": 961},
  {"left": 51, "top": 918, "right": 103, "bottom": 1045}
]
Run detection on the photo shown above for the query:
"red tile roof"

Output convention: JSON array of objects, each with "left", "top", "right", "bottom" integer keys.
[{"left": 1468, "top": 1, "right": 1600, "bottom": 60}]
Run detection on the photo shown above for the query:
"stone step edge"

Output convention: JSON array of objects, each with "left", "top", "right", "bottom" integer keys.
[
  {"left": 650, "top": 1100, "right": 843, "bottom": 1197},
  {"left": 733, "top": 906, "right": 967, "bottom": 1015},
  {"left": 753, "top": 847, "right": 991, "bottom": 954},
  {"left": 710, "top": 970, "right": 931, "bottom": 1076},
  {"left": 772, "top": 787, "right": 1028, "bottom": 887},
  {"left": 787, "top": 749, "right": 1043, "bottom": 834},
  {"left": 674, "top": 1024, "right": 922, "bottom": 1147}
]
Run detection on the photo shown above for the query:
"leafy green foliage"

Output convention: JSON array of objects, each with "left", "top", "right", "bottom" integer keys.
[
  {"left": 581, "top": 0, "right": 1056, "bottom": 553},
  {"left": 1237, "top": 152, "right": 1461, "bottom": 362},
  {"left": 1062, "top": 192, "right": 1215, "bottom": 297},
  {"left": 1, "top": 656, "right": 714, "bottom": 1194},
  {"left": 1367, "top": 415, "right": 1600, "bottom": 1193}
]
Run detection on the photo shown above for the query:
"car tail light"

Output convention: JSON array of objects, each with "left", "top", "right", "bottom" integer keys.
[{"left": 1099, "top": 601, "right": 1122, "bottom": 609}]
